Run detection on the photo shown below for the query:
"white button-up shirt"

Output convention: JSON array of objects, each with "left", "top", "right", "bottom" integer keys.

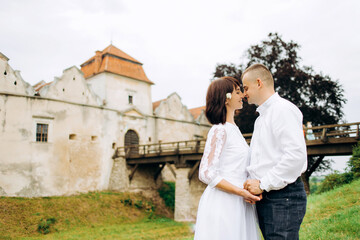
[{"left": 246, "top": 93, "right": 307, "bottom": 192}]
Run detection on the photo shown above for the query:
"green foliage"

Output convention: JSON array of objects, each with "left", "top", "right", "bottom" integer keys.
[
  {"left": 348, "top": 143, "right": 360, "bottom": 178},
  {"left": 309, "top": 176, "right": 323, "bottom": 194},
  {"left": 134, "top": 200, "right": 143, "bottom": 209},
  {"left": 121, "top": 198, "right": 133, "bottom": 206},
  {"left": 158, "top": 181, "right": 175, "bottom": 211},
  {"left": 316, "top": 171, "right": 354, "bottom": 193},
  {"left": 37, "top": 217, "right": 57, "bottom": 234},
  {"left": 316, "top": 143, "right": 360, "bottom": 194}
]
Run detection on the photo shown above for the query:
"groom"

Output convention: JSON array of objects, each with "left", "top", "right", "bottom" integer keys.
[{"left": 242, "top": 63, "right": 307, "bottom": 240}]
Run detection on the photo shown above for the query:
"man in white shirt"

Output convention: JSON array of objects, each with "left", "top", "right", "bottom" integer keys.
[{"left": 242, "top": 63, "right": 307, "bottom": 240}]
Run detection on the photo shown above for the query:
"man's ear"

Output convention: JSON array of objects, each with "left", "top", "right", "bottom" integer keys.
[{"left": 256, "top": 78, "right": 262, "bottom": 88}]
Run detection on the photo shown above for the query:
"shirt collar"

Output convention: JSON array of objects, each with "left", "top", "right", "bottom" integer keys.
[{"left": 256, "top": 92, "right": 280, "bottom": 115}]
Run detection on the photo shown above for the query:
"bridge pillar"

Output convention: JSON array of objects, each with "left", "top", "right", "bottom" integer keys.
[
  {"left": 109, "top": 157, "right": 130, "bottom": 191},
  {"left": 174, "top": 167, "right": 206, "bottom": 222},
  {"left": 109, "top": 157, "right": 162, "bottom": 198}
]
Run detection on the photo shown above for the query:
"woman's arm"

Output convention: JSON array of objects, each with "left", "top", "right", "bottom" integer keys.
[{"left": 216, "top": 179, "right": 261, "bottom": 204}]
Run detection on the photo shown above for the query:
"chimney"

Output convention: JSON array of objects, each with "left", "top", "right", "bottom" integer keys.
[{"left": 94, "top": 50, "right": 102, "bottom": 72}]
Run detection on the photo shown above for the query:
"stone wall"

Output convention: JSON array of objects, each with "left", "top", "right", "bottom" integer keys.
[{"left": 174, "top": 168, "right": 206, "bottom": 222}]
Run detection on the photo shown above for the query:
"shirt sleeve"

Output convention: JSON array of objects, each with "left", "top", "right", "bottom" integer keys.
[
  {"left": 199, "top": 126, "right": 227, "bottom": 188},
  {"left": 259, "top": 104, "right": 308, "bottom": 191}
]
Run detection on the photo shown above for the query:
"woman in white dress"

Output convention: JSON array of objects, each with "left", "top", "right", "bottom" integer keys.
[{"left": 194, "top": 77, "right": 261, "bottom": 240}]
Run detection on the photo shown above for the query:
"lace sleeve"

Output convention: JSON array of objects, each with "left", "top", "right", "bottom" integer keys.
[{"left": 199, "top": 126, "right": 227, "bottom": 188}]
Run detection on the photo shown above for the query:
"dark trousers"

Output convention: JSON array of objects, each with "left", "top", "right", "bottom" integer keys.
[{"left": 256, "top": 178, "right": 307, "bottom": 240}]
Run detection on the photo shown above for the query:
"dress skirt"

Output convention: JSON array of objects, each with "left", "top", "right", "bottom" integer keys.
[{"left": 194, "top": 180, "right": 261, "bottom": 240}]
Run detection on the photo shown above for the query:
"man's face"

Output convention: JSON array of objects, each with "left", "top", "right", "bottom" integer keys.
[{"left": 242, "top": 72, "right": 259, "bottom": 105}]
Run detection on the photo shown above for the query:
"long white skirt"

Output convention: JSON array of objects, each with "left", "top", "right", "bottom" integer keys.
[{"left": 194, "top": 185, "right": 261, "bottom": 240}]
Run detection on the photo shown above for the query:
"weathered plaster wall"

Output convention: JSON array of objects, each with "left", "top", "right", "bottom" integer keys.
[
  {"left": 0, "top": 93, "right": 119, "bottom": 196},
  {"left": 87, "top": 72, "right": 153, "bottom": 115},
  {"left": 0, "top": 55, "right": 34, "bottom": 96},
  {"left": 154, "top": 93, "right": 210, "bottom": 142}
]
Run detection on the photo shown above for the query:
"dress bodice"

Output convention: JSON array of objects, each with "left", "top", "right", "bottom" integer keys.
[{"left": 199, "top": 122, "right": 249, "bottom": 187}]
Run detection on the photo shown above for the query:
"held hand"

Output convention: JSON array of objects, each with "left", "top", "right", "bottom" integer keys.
[
  {"left": 244, "top": 179, "right": 263, "bottom": 195},
  {"left": 240, "top": 189, "right": 261, "bottom": 204}
]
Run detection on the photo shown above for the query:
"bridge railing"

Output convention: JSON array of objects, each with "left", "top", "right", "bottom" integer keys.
[
  {"left": 116, "top": 139, "right": 207, "bottom": 158},
  {"left": 115, "top": 122, "right": 360, "bottom": 158},
  {"left": 304, "top": 122, "right": 360, "bottom": 142}
]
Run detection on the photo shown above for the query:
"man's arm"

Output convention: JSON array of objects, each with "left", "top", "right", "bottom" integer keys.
[{"left": 259, "top": 104, "right": 307, "bottom": 192}]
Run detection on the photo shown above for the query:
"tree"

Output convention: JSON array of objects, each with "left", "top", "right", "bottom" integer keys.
[{"left": 212, "top": 33, "right": 347, "bottom": 193}]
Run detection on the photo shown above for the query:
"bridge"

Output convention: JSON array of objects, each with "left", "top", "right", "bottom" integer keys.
[
  {"left": 115, "top": 122, "right": 360, "bottom": 178},
  {"left": 111, "top": 122, "right": 359, "bottom": 221}
]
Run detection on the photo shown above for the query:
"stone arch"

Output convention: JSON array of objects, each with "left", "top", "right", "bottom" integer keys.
[{"left": 124, "top": 129, "right": 139, "bottom": 155}]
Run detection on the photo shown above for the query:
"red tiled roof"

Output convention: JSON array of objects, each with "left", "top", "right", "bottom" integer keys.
[
  {"left": 80, "top": 44, "right": 153, "bottom": 84},
  {"left": 152, "top": 99, "right": 165, "bottom": 111},
  {"left": 33, "top": 81, "right": 52, "bottom": 92},
  {"left": 189, "top": 106, "right": 205, "bottom": 119}
]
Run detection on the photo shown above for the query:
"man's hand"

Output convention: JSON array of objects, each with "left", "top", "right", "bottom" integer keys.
[{"left": 244, "top": 179, "right": 263, "bottom": 195}]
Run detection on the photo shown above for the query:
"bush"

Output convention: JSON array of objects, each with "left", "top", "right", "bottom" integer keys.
[
  {"left": 316, "top": 142, "right": 360, "bottom": 194},
  {"left": 158, "top": 182, "right": 175, "bottom": 211},
  {"left": 316, "top": 171, "right": 354, "bottom": 193},
  {"left": 309, "top": 176, "right": 323, "bottom": 194},
  {"left": 348, "top": 143, "right": 360, "bottom": 178},
  {"left": 37, "top": 217, "right": 57, "bottom": 234}
]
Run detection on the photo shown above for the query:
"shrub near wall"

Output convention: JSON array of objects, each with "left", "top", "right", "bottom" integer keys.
[{"left": 158, "top": 182, "right": 175, "bottom": 211}]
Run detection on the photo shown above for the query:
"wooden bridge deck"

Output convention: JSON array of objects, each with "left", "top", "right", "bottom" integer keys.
[{"left": 115, "top": 122, "right": 360, "bottom": 168}]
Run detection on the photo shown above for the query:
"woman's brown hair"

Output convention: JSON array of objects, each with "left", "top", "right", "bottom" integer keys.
[{"left": 205, "top": 77, "right": 241, "bottom": 125}]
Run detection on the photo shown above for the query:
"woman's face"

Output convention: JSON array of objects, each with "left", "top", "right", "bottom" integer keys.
[{"left": 227, "top": 86, "right": 244, "bottom": 110}]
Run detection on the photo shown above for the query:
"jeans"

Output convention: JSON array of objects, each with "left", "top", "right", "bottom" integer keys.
[{"left": 256, "top": 178, "right": 307, "bottom": 240}]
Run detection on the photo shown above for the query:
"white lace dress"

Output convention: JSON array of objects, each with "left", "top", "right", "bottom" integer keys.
[{"left": 194, "top": 122, "right": 261, "bottom": 240}]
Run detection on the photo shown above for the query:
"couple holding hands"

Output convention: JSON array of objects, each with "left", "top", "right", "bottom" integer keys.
[{"left": 194, "top": 64, "right": 307, "bottom": 240}]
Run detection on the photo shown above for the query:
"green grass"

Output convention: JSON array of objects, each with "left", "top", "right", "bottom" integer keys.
[
  {"left": 300, "top": 178, "right": 360, "bottom": 239},
  {"left": 0, "top": 180, "right": 359, "bottom": 239},
  {"left": 20, "top": 218, "right": 193, "bottom": 240},
  {"left": 0, "top": 191, "right": 190, "bottom": 239}
]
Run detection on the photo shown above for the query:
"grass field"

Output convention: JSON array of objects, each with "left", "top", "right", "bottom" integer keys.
[
  {"left": 299, "top": 178, "right": 360, "bottom": 240},
  {"left": 1, "top": 179, "right": 359, "bottom": 239}
]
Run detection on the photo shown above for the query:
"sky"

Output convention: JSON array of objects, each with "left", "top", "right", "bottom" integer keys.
[{"left": 1, "top": 0, "right": 359, "bottom": 173}]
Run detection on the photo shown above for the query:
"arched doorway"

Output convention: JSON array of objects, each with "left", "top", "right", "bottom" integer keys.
[{"left": 124, "top": 130, "right": 139, "bottom": 155}]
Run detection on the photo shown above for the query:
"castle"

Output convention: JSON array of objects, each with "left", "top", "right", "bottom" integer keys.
[{"left": 0, "top": 45, "right": 210, "bottom": 203}]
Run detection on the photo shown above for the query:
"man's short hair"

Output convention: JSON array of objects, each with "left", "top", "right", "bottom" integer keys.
[{"left": 241, "top": 63, "right": 274, "bottom": 87}]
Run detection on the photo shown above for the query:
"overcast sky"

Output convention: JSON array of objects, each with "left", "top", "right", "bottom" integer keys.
[{"left": 1, "top": 0, "right": 359, "bottom": 171}]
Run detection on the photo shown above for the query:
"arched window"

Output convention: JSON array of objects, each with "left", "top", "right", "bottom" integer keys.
[{"left": 124, "top": 130, "right": 139, "bottom": 155}]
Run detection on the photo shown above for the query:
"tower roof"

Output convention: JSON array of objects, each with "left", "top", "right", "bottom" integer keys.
[{"left": 80, "top": 44, "right": 153, "bottom": 84}]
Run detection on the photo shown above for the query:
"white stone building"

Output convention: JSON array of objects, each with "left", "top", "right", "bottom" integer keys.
[{"left": 0, "top": 45, "right": 210, "bottom": 198}]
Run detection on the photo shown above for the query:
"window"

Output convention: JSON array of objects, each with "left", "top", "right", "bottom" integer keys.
[
  {"left": 128, "top": 95, "right": 133, "bottom": 104},
  {"left": 69, "top": 134, "right": 76, "bottom": 140},
  {"left": 36, "top": 123, "right": 48, "bottom": 142}
]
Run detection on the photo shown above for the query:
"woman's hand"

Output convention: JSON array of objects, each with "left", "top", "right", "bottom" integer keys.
[
  {"left": 239, "top": 189, "right": 261, "bottom": 204},
  {"left": 214, "top": 179, "right": 261, "bottom": 204}
]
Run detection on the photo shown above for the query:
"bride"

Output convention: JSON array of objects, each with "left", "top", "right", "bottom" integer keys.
[{"left": 194, "top": 76, "right": 261, "bottom": 240}]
